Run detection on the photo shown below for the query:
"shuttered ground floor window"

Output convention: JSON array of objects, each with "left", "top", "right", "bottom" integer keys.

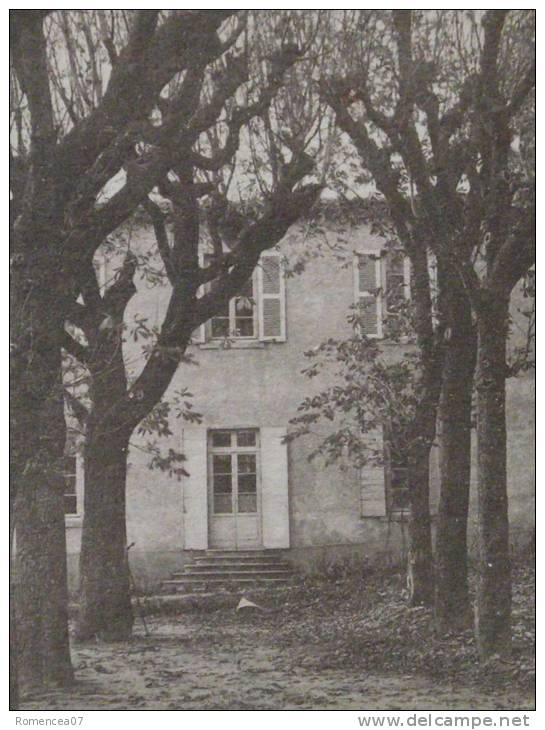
[
  {"left": 383, "top": 424, "right": 410, "bottom": 517},
  {"left": 359, "top": 426, "right": 410, "bottom": 519}
]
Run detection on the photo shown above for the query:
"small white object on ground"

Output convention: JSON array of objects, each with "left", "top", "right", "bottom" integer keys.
[{"left": 236, "top": 597, "right": 264, "bottom": 611}]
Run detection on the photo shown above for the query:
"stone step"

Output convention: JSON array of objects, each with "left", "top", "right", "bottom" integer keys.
[
  {"left": 199, "top": 552, "right": 285, "bottom": 559},
  {"left": 182, "top": 561, "right": 291, "bottom": 571},
  {"left": 162, "top": 550, "right": 296, "bottom": 595},
  {"left": 163, "top": 575, "right": 291, "bottom": 592},
  {"left": 175, "top": 569, "right": 294, "bottom": 579},
  {"left": 190, "top": 555, "right": 286, "bottom": 565}
]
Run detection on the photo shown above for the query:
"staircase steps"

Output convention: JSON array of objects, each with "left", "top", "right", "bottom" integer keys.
[{"left": 162, "top": 549, "right": 296, "bottom": 594}]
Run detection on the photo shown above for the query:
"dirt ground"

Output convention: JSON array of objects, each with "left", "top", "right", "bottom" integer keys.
[{"left": 20, "top": 567, "right": 535, "bottom": 711}]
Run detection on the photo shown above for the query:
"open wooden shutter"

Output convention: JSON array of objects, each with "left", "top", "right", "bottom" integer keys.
[
  {"left": 359, "top": 429, "right": 387, "bottom": 517},
  {"left": 354, "top": 253, "right": 383, "bottom": 337},
  {"left": 260, "top": 427, "right": 290, "bottom": 547},
  {"left": 190, "top": 320, "right": 206, "bottom": 344},
  {"left": 190, "top": 252, "right": 207, "bottom": 344},
  {"left": 182, "top": 426, "right": 208, "bottom": 549},
  {"left": 257, "top": 252, "right": 286, "bottom": 342}
]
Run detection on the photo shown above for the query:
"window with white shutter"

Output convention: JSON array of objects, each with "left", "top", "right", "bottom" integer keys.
[
  {"left": 190, "top": 252, "right": 207, "bottom": 343},
  {"left": 354, "top": 250, "right": 411, "bottom": 338},
  {"left": 359, "top": 430, "right": 387, "bottom": 517},
  {"left": 261, "top": 427, "right": 290, "bottom": 547},
  {"left": 192, "top": 251, "right": 286, "bottom": 345},
  {"left": 182, "top": 426, "right": 209, "bottom": 549},
  {"left": 257, "top": 251, "right": 286, "bottom": 342},
  {"left": 383, "top": 423, "right": 410, "bottom": 516},
  {"left": 354, "top": 252, "right": 383, "bottom": 337}
]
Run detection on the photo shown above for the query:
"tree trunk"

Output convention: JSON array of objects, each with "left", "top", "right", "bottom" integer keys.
[
  {"left": 11, "top": 264, "right": 74, "bottom": 690},
  {"left": 435, "top": 287, "right": 476, "bottom": 632},
  {"left": 406, "top": 439, "right": 434, "bottom": 606},
  {"left": 474, "top": 294, "right": 511, "bottom": 661},
  {"left": 76, "top": 338, "right": 134, "bottom": 642},
  {"left": 404, "top": 245, "right": 442, "bottom": 607},
  {"left": 10, "top": 523, "right": 19, "bottom": 710},
  {"left": 12, "top": 380, "right": 74, "bottom": 690},
  {"left": 77, "top": 419, "right": 134, "bottom": 641}
]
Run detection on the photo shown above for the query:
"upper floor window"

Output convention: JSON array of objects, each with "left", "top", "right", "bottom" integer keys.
[
  {"left": 193, "top": 251, "right": 286, "bottom": 345},
  {"left": 210, "top": 278, "right": 256, "bottom": 339},
  {"left": 354, "top": 250, "right": 411, "bottom": 338}
]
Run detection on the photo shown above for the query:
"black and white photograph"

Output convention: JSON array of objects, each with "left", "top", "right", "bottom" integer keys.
[{"left": 9, "top": 6, "right": 536, "bottom": 718}]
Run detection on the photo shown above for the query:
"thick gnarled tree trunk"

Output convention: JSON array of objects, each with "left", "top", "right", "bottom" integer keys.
[
  {"left": 474, "top": 294, "right": 512, "bottom": 661},
  {"left": 435, "top": 286, "right": 476, "bottom": 632},
  {"left": 11, "top": 238, "right": 74, "bottom": 689},
  {"left": 77, "top": 341, "right": 134, "bottom": 642},
  {"left": 77, "top": 427, "right": 133, "bottom": 641},
  {"left": 12, "top": 367, "right": 73, "bottom": 690}
]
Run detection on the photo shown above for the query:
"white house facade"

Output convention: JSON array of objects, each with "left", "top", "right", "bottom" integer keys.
[{"left": 63, "top": 219, "right": 535, "bottom": 591}]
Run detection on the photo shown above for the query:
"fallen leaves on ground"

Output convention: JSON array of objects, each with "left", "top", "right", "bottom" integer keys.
[{"left": 20, "top": 562, "right": 534, "bottom": 711}]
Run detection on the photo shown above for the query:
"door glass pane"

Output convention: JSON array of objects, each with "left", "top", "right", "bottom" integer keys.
[
  {"left": 213, "top": 474, "right": 232, "bottom": 494},
  {"left": 213, "top": 452, "right": 232, "bottom": 514},
  {"left": 238, "top": 493, "right": 257, "bottom": 513},
  {"left": 238, "top": 454, "right": 256, "bottom": 474},
  {"left": 212, "top": 431, "right": 231, "bottom": 448},
  {"left": 213, "top": 454, "right": 232, "bottom": 474},
  {"left": 64, "top": 494, "right": 78, "bottom": 515},
  {"left": 237, "top": 430, "right": 256, "bottom": 447},
  {"left": 238, "top": 473, "right": 256, "bottom": 494},
  {"left": 214, "top": 494, "right": 233, "bottom": 514}
]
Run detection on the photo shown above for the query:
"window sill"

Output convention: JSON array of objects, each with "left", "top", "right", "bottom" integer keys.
[
  {"left": 65, "top": 515, "right": 83, "bottom": 528},
  {"left": 199, "top": 340, "right": 266, "bottom": 350}
]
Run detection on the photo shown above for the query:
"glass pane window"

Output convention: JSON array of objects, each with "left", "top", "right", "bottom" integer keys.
[
  {"left": 237, "top": 430, "right": 256, "bottom": 447},
  {"left": 214, "top": 494, "right": 233, "bottom": 514},
  {"left": 238, "top": 454, "right": 256, "bottom": 474},
  {"left": 63, "top": 455, "right": 78, "bottom": 515},
  {"left": 211, "top": 316, "right": 230, "bottom": 338},
  {"left": 238, "top": 473, "right": 257, "bottom": 494},
  {"left": 211, "top": 278, "right": 256, "bottom": 339},
  {"left": 390, "top": 467, "right": 410, "bottom": 510},
  {"left": 212, "top": 431, "right": 232, "bottom": 448},
  {"left": 238, "top": 493, "right": 257, "bottom": 513},
  {"left": 386, "top": 251, "right": 407, "bottom": 313}
]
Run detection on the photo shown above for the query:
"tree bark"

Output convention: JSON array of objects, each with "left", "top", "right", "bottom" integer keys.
[
  {"left": 404, "top": 245, "right": 442, "bottom": 607},
  {"left": 77, "top": 341, "right": 134, "bottom": 642},
  {"left": 11, "top": 253, "right": 74, "bottom": 690},
  {"left": 435, "top": 285, "right": 476, "bottom": 632},
  {"left": 12, "top": 374, "right": 73, "bottom": 690},
  {"left": 474, "top": 294, "right": 512, "bottom": 661},
  {"left": 406, "top": 439, "right": 434, "bottom": 606},
  {"left": 77, "top": 428, "right": 133, "bottom": 641}
]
